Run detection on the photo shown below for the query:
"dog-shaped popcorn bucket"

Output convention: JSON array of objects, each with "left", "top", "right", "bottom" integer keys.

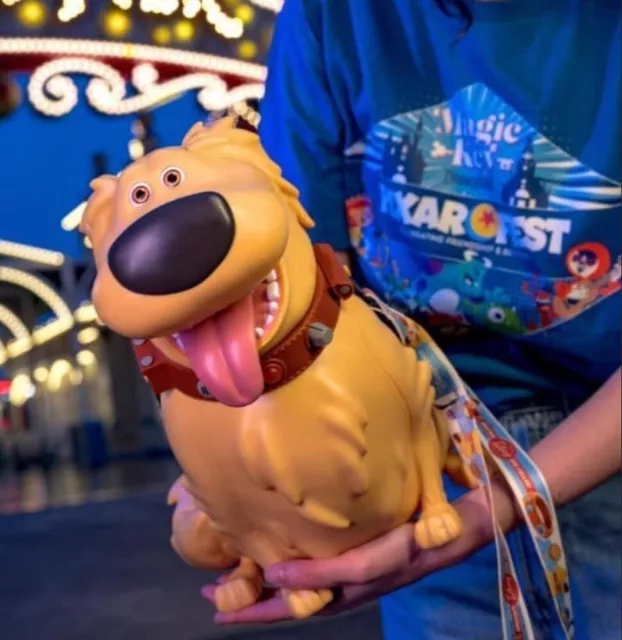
[{"left": 82, "top": 118, "right": 573, "bottom": 637}]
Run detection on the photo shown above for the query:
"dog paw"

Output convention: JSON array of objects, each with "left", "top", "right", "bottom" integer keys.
[
  {"left": 282, "top": 588, "right": 334, "bottom": 619},
  {"left": 414, "top": 503, "right": 462, "bottom": 549},
  {"left": 214, "top": 577, "right": 262, "bottom": 612}
]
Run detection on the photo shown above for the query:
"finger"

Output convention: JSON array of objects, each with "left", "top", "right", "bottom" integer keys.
[
  {"left": 213, "top": 595, "right": 292, "bottom": 625},
  {"left": 320, "top": 581, "right": 382, "bottom": 616},
  {"left": 166, "top": 475, "right": 186, "bottom": 507},
  {"left": 201, "top": 584, "right": 217, "bottom": 603},
  {"left": 300, "top": 569, "right": 408, "bottom": 619},
  {"left": 167, "top": 478, "right": 184, "bottom": 506},
  {"left": 265, "top": 524, "right": 416, "bottom": 589}
]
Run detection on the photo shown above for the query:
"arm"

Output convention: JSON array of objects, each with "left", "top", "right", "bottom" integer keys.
[
  {"left": 496, "top": 366, "right": 621, "bottom": 531},
  {"left": 449, "top": 366, "right": 622, "bottom": 567},
  {"left": 259, "top": 0, "right": 350, "bottom": 250}
]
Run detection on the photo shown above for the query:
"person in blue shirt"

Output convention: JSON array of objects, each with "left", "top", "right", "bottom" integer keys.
[{"left": 207, "top": 1, "right": 622, "bottom": 638}]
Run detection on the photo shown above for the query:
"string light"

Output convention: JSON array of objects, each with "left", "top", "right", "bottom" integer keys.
[
  {"left": 237, "top": 39, "right": 257, "bottom": 59},
  {"left": 181, "top": 0, "right": 201, "bottom": 18},
  {"left": 173, "top": 19, "right": 195, "bottom": 41},
  {"left": 147, "top": 0, "right": 180, "bottom": 15},
  {"left": 76, "top": 349, "right": 96, "bottom": 367},
  {"left": 9, "top": 373, "right": 36, "bottom": 406},
  {"left": 140, "top": 0, "right": 179, "bottom": 15},
  {"left": 1, "top": 0, "right": 281, "bottom": 10},
  {"left": 0, "top": 303, "right": 33, "bottom": 359},
  {"left": 7, "top": 0, "right": 269, "bottom": 35},
  {"left": 33, "top": 365, "right": 49, "bottom": 383},
  {"left": 32, "top": 315, "right": 75, "bottom": 345},
  {"left": 0, "top": 239, "right": 65, "bottom": 266},
  {"left": 0, "top": 267, "right": 71, "bottom": 320},
  {"left": 0, "top": 266, "right": 75, "bottom": 349},
  {"left": 47, "top": 358, "right": 73, "bottom": 392},
  {"left": 128, "top": 138, "right": 145, "bottom": 159},
  {"left": 2, "top": 0, "right": 280, "bottom": 35},
  {"left": 58, "top": 0, "right": 86, "bottom": 22},
  {"left": 235, "top": 4, "right": 254, "bottom": 24},
  {"left": 16, "top": 0, "right": 47, "bottom": 28},
  {"left": 230, "top": 99, "right": 260, "bottom": 128},
  {"left": 247, "top": 0, "right": 281, "bottom": 11},
  {"left": 0, "top": 38, "right": 267, "bottom": 79},
  {"left": 102, "top": 9, "right": 132, "bottom": 38},
  {"left": 5, "top": 337, "right": 32, "bottom": 359},
  {"left": 61, "top": 202, "right": 86, "bottom": 232},
  {"left": 74, "top": 302, "right": 100, "bottom": 323},
  {"left": 27, "top": 56, "right": 265, "bottom": 117},
  {"left": 77, "top": 327, "right": 100, "bottom": 345},
  {"left": 151, "top": 25, "right": 172, "bottom": 45},
  {"left": 202, "top": 0, "right": 243, "bottom": 39}
]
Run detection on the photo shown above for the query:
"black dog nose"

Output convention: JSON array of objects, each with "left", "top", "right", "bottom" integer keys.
[{"left": 108, "top": 191, "right": 235, "bottom": 295}]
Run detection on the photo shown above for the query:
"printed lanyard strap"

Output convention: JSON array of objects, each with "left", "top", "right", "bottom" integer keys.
[{"left": 360, "top": 287, "right": 575, "bottom": 640}]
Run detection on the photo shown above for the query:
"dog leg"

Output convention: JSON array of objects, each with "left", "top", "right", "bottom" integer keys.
[
  {"left": 168, "top": 475, "right": 238, "bottom": 571},
  {"left": 444, "top": 451, "right": 480, "bottom": 489},
  {"left": 411, "top": 387, "right": 462, "bottom": 549}
]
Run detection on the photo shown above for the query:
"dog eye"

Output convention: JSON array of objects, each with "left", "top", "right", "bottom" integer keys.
[
  {"left": 130, "top": 183, "right": 151, "bottom": 205},
  {"left": 161, "top": 167, "right": 183, "bottom": 188}
]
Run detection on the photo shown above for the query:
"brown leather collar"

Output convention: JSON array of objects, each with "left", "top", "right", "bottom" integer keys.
[{"left": 132, "top": 244, "right": 353, "bottom": 402}]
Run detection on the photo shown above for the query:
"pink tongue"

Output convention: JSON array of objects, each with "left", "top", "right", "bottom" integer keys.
[{"left": 179, "top": 295, "right": 264, "bottom": 407}]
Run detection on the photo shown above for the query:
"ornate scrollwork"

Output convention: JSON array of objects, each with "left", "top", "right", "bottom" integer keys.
[{"left": 27, "top": 57, "right": 265, "bottom": 117}]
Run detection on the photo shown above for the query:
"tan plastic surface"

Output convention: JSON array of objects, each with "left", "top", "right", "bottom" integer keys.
[{"left": 85, "top": 118, "right": 465, "bottom": 619}]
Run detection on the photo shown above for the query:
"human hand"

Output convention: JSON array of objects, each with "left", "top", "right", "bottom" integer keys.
[{"left": 202, "top": 480, "right": 518, "bottom": 624}]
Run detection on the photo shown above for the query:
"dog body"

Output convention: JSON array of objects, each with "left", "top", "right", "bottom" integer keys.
[
  {"left": 165, "top": 291, "right": 448, "bottom": 560},
  {"left": 83, "top": 118, "right": 462, "bottom": 618}
]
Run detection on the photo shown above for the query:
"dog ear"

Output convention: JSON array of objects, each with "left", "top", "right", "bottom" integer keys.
[
  {"left": 80, "top": 174, "right": 117, "bottom": 240},
  {"left": 181, "top": 116, "right": 238, "bottom": 150},
  {"left": 181, "top": 121, "right": 207, "bottom": 149}
]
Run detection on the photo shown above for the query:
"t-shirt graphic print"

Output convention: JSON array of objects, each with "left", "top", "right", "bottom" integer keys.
[{"left": 346, "top": 83, "right": 621, "bottom": 346}]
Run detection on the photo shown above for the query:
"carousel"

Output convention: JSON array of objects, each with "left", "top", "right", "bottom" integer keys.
[{"left": 0, "top": 0, "right": 276, "bottom": 475}]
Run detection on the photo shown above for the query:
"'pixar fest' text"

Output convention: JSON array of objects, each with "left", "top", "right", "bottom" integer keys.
[{"left": 382, "top": 187, "right": 572, "bottom": 256}]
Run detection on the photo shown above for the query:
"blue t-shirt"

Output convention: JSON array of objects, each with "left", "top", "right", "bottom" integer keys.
[{"left": 260, "top": 0, "right": 621, "bottom": 408}]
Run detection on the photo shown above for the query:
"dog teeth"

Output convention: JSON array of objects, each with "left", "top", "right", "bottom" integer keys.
[
  {"left": 266, "top": 282, "right": 280, "bottom": 301},
  {"left": 254, "top": 270, "right": 280, "bottom": 339}
]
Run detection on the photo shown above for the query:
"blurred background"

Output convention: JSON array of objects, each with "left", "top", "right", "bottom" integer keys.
[
  {"left": 0, "top": 2, "right": 384, "bottom": 638},
  {"left": 0, "top": 0, "right": 271, "bottom": 511}
]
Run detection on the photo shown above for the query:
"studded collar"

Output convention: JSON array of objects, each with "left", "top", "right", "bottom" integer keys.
[{"left": 132, "top": 244, "right": 353, "bottom": 402}]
